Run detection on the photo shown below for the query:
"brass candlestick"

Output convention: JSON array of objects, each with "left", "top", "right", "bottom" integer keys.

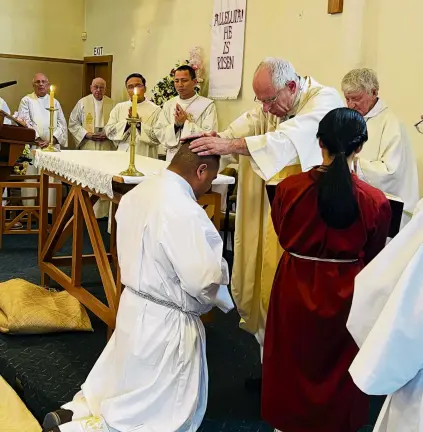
[
  {"left": 42, "top": 107, "right": 58, "bottom": 152},
  {"left": 119, "top": 117, "right": 144, "bottom": 177}
]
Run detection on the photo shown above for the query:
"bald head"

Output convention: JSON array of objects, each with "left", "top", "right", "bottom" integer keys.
[
  {"left": 91, "top": 77, "right": 107, "bottom": 101},
  {"left": 168, "top": 141, "right": 220, "bottom": 199},
  {"left": 32, "top": 73, "right": 50, "bottom": 97}
]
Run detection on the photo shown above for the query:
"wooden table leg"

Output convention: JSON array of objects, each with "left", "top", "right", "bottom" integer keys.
[{"left": 39, "top": 171, "right": 50, "bottom": 287}]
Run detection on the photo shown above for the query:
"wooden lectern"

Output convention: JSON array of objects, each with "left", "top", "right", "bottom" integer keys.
[
  {"left": 266, "top": 183, "right": 404, "bottom": 238},
  {"left": 0, "top": 110, "right": 35, "bottom": 181}
]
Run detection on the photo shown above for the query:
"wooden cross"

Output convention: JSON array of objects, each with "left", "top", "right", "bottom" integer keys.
[{"left": 328, "top": 0, "right": 343, "bottom": 14}]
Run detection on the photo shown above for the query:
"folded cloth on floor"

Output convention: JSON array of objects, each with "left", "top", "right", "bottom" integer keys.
[{"left": 0, "top": 279, "right": 92, "bottom": 334}]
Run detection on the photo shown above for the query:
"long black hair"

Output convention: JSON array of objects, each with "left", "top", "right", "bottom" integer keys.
[{"left": 316, "top": 107, "right": 368, "bottom": 229}]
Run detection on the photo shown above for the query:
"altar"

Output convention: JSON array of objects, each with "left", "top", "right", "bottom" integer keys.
[{"left": 35, "top": 150, "right": 235, "bottom": 332}]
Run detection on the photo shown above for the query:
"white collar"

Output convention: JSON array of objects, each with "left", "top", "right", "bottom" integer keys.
[
  {"left": 164, "top": 169, "right": 196, "bottom": 200},
  {"left": 364, "top": 99, "right": 388, "bottom": 120},
  {"left": 178, "top": 94, "right": 198, "bottom": 103}
]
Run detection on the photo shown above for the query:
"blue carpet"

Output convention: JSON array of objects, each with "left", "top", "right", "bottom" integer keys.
[{"left": 0, "top": 223, "right": 271, "bottom": 432}]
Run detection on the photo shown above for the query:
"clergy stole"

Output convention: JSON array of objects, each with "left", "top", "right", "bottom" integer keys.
[{"left": 81, "top": 95, "right": 114, "bottom": 151}]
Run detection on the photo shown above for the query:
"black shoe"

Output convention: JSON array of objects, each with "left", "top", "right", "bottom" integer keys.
[
  {"left": 43, "top": 409, "right": 73, "bottom": 430},
  {"left": 43, "top": 427, "right": 61, "bottom": 432},
  {"left": 245, "top": 376, "right": 262, "bottom": 394}
]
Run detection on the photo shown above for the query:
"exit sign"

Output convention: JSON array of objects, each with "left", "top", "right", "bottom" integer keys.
[{"left": 93, "top": 46, "right": 104, "bottom": 56}]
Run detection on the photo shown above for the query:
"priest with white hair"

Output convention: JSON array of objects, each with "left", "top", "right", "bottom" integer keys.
[
  {"left": 18, "top": 73, "right": 68, "bottom": 208},
  {"left": 1, "top": 96, "right": 11, "bottom": 206},
  {"left": 69, "top": 77, "right": 114, "bottom": 151},
  {"left": 342, "top": 68, "right": 419, "bottom": 228},
  {"left": 347, "top": 200, "right": 423, "bottom": 431},
  {"left": 189, "top": 57, "right": 344, "bottom": 388}
]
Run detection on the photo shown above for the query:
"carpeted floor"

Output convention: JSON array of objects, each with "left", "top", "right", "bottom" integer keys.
[
  {"left": 0, "top": 223, "right": 271, "bottom": 431},
  {"left": 0, "top": 222, "right": 383, "bottom": 431}
]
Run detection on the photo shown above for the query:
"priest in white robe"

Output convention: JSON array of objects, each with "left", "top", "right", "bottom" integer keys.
[
  {"left": 155, "top": 65, "right": 218, "bottom": 162},
  {"left": 42, "top": 142, "right": 233, "bottom": 432},
  {"left": 18, "top": 73, "right": 68, "bottom": 208},
  {"left": 190, "top": 58, "right": 343, "bottom": 349},
  {"left": 0, "top": 97, "right": 11, "bottom": 206},
  {"left": 347, "top": 203, "right": 423, "bottom": 432},
  {"left": 69, "top": 77, "right": 114, "bottom": 218},
  {"left": 104, "top": 73, "right": 161, "bottom": 158},
  {"left": 342, "top": 68, "right": 419, "bottom": 228},
  {"left": 69, "top": 77, "right": 114, "bottom": 151}
]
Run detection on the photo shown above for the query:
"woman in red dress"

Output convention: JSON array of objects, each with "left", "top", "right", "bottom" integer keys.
[{"left": 262, "top": 108, "right": 391, "bottom": 432}]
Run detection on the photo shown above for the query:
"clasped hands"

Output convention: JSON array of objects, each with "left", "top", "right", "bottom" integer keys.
[
  {"left": 36, "top": 136, "right": 59, "bottom": 148},
  {"left": 174, "top": 104, "right": 188, "bottom": 127},
  {"left": 85, "top": 131, "right": 107, "bottom": 141}
]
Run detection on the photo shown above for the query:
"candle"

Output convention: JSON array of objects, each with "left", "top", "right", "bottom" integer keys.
[
  {"left": 132, "top": 87, "right": 138, "bottom": 118},
  {"left": 49, "top": 85, "right": 54, "bottom": 109}
]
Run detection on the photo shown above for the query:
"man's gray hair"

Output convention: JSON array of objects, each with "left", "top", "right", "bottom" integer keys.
[
  {"left": 341, "top": 68, "right": 379, "bottom": 95},
  {"left": 255, "top": 57, "right": 298, "bottom": 90}
]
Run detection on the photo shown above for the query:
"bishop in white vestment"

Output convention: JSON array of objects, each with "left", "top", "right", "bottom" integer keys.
[
  {"left": 69, "top": 77, "right": 114, "bottom": 151},
  {"left": 18, "top": 73, "right": 68, "bottom": 208},
  {"left": 347, "top": 203, "right": 423, "bottom": 432},
  {"left": 104, "top": 73, "right": 161, "bottom": 158},
  {"left": 342, "top": 68, "right": 419, "bottom": 227},
  {"left": 190, "top": 58, "right": 343, "bottom": 348},
  {"left": 155, "top": 65, "right": 218, "bottom": 162},
  {"left": 44, "top": 143, "right": 233, "bottom": 432}
]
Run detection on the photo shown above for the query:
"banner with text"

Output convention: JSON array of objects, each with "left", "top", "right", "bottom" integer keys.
[{"left": 208, "top": 0, "right": 247, "bottom": 100}]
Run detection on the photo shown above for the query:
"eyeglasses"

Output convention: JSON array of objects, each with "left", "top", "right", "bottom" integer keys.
[
  {"left": 92, "top": 85, "right": 105, "bottom": 91},
  {"left": 254, "top": 88, "right": 283, "bottom": 106},
  {"left": 415, "top": 119, "right": 423, "bottom": 134},
  {"left": 127, "top": 84, "right": 145, "bottom": 90}
]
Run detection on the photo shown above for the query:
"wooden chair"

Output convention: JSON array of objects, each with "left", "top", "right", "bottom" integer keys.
[
  {"left": 0, "top": 175, "right": 62, "bottom": 248},
  {"left": 219, "top": 167, "right": 238, "bottom": 257}
]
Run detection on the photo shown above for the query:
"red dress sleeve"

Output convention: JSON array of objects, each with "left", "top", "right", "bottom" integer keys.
[{"left": 364, "top": 197, "right": 392, "bottom": 265}]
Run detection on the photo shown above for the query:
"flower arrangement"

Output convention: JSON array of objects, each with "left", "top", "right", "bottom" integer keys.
[
  {"left": 14, "top": 144, "right": 32, "bottom": 175},
  {"left": 151, "top": 46, "right": 205, "bottom": 108}
]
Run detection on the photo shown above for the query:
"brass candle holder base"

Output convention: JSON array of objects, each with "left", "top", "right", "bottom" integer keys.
[
  {"left": 42, "top": 107, "right": 58, "bottom": 152},
  {"left": 119, "top": 117, "right": 144, "bottom": 177}
]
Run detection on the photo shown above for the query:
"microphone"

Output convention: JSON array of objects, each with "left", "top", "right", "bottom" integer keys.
[{"left": 0, "top": 81, "right": 17, "bottom": 89}]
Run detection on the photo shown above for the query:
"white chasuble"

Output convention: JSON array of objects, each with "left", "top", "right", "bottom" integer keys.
[
  {"left": 220, "top": 77, "right": 344, "bottom": 339},
  {"left": 155, "top": 95, "right": 218, "bottom": 162},
  {"left": 60, "top": 169, "right": 233, "bottom": 432},
  {"left": 347, "top": 209, "right": 423, "bottom": 432},
  {"left": 104, "top": 100, "right": 161, "bottom": 158},
  {"left": 18, "top": 93, "right": 68, "bottom": 209},
  {"left": 355, "top": 99, "right": 419, "bottom": 228},
  {"left": 69, "top": 94, "right": 114, "bottom": 151}
]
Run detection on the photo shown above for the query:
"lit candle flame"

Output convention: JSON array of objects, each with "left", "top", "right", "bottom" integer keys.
[
  {"left": 134, "top": 87, "right": 138, "bottom": 96},
  {"left": 50, "top": 85, "right": 54, "bottom": 92}
]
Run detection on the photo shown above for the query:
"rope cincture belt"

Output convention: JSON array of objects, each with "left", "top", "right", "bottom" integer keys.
[
  {"left": 289, "top": 251, "right": 359, "bottom": 263},
  {"left": 126, "top": 286, "right": 201, "bottom": 317}
]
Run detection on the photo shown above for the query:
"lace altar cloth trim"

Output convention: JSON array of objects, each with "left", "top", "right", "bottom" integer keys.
[{"left": 34, "top": 150, "right": 234, "bottom": 199}]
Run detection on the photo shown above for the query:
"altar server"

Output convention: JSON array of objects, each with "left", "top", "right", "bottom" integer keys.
[
  {"left": 264, "top": 108, "right": 391, "bottom": 432},
  {"left": 189, "top": 57, "right": 344, "bottom": 370},
  {"left": 347, "top": 205, "right": 423, "bottom": 432},
  {"left": 42, "top": 141, "right": 233, "bottom": 432},
  {"left": 104, "top": 73, "right": 161, "bottom": 158},
  {"left": 342, "top": 68, "right": 418, "bottom": 227},
  {"left": 69, "top": 77, "right": 114, "bottom": 150},
  {"left": 155, "top": 65, "right": 218, "bottom": 161}
]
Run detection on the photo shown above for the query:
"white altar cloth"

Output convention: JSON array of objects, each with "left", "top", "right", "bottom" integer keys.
[{"left": 34, "top": 150, "right": 234, "bottom": 199}]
